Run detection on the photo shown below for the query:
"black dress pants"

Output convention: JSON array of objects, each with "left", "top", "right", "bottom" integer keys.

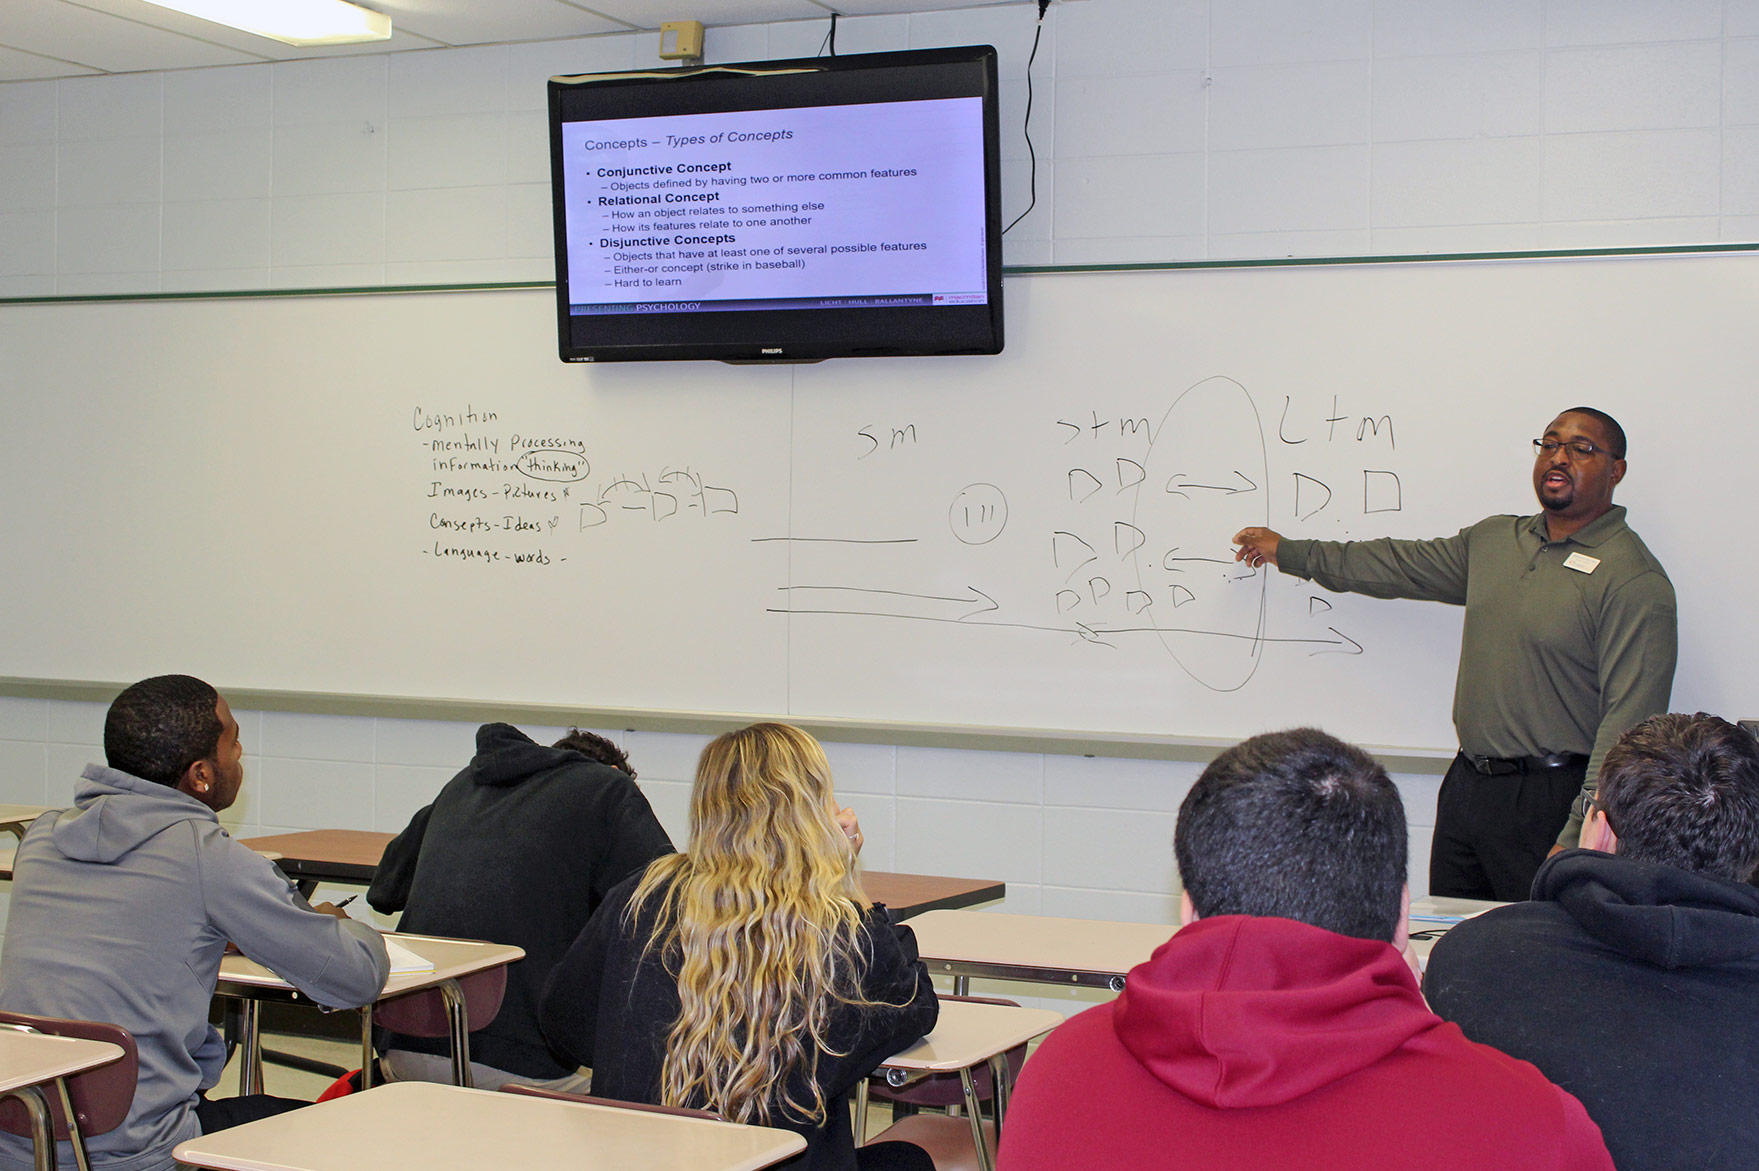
[{"left": 1428, "top": 752, "right": 1586, "bottom": 901}]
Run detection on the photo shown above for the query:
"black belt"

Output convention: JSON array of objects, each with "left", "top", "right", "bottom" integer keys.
[{"left": 1464, "top": 751, "right": 1588, "bottom": 777}]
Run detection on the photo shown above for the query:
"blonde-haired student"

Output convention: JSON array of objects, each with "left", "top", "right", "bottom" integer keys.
[{"left": 540, "top": 722, "right": 937, "bottom": 1171}]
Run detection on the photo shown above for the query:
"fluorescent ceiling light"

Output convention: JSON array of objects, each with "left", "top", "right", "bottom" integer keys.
[{"left": 138, "top": 0, "right": 392, "bottom": 47}]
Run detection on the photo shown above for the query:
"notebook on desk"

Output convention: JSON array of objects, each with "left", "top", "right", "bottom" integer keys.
[{"left": 384, "top": 937, "right": 436, "bottom": 974}]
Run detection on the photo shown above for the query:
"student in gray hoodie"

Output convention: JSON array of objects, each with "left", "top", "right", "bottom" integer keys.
[{"left": 0, "top": 675, "right": 390, "bottom": 1171}]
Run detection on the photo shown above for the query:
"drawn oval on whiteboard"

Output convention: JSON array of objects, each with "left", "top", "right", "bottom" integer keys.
[
  {"left": 1130, "top": 375, "right": 1269, "bottom": 693},
  {"left": 516, "top": 450, "right": 589, "bottom": 482}
]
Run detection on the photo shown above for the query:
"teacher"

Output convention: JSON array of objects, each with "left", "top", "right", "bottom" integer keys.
[{"left": 1230, "top": 408, "right": 1676, "bottom": 901}]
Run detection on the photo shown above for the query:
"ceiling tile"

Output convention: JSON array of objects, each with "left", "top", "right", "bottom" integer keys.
[
  {"left": 831, "top": 0, "right": 1026, "bottom": 12},
  {"left": 0, "top": 0, "right": 1046, "bottom": 83},
  {"left": 573, "top": 0, "right": 835, "bottom": 30},
  {"left": 58, "top": 0, "right": 441, "bottom": 63},
  {"left": 0, "top": 42, "right": 101, "bottom": 81},
  {"left": 13, "top": 0, "right": 267, "bottom": 70},
  {"left": 373, "top": 0, "right": 631, "bottom": 46}
]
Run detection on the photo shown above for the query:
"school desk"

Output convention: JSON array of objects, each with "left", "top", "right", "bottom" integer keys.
[
  {"left": 0, "top": 807, "right": 47, "bottom": 842},
  {"left": 909, "top": 910, "right": 1174, "bottom": 993},
  {"left": 239, "top": 829, "right": 1005, "bottom": 918},
  {"left": 0, "top": 1030, "right": 125, "bottom": 1171},
  {"left": 172, "top": 1081, "right": 805, "bottom": 1171},
  {"left": 869, "top": 999, "right": 1065, "bottom": 1171},
  {"left": 1406, "top": 896, "right": 1508, "bottom": 970},
  {"left": 215, "top": 933, "right": 523, "bottom": 1095}
]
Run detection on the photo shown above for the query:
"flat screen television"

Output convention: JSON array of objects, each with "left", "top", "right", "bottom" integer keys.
[{"left": 547, "top": 46, "right": 1004, "bottom": 363}]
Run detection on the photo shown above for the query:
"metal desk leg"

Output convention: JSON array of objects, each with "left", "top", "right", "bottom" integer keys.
[
  {"left": 52, "top": 1079, "right": 90, "bottom": 1171},
  {"left": 2, "top": 1086, "right": 58, "bottom": 1171},
  {"left": 951, "top": 975, "right": 970, "bottom": 996},
  {"left": 987, "top": 1054, "right": 1010, "bottom": 1146},
  {"left": 359, "top": 1005, "right": 375, "bottom": 1091},
  {"left": 236, "top": 1001, "right": 263, "bottom": 1096},
  {"left": 959, "top": 1067, "right": 993, "bottom": 1171},
  {"left": 852, "top": 1079, "right": 869, "bottom": 1145},
  {"left": 439, "top": 979, "right": 472, "bottom": 1088}
]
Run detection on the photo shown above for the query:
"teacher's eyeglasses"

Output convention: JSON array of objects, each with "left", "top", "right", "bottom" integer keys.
[{"left": 1533, "top": 438, "right": 1608, "bottom": 460}]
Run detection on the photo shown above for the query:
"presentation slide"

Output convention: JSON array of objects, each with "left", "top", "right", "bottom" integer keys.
[{"left": 559, "top": 97, "right": 988, "bottom": 313}]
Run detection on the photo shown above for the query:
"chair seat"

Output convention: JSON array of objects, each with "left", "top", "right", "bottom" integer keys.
[{"left": 868, "top": 1113, "right": 996, "bottom": 1171}]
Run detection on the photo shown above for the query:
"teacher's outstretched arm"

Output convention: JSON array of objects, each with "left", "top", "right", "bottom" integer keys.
[{"left": 1232, "top": 527, "right": 1283, "bottom": 570}]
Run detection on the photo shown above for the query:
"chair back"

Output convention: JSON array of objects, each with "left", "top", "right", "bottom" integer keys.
[
  {"left": 868, "top": 995, "right": 1024, "bottom": 1107},
  {"left": 499, "top": 1083, "right": 726, "bottom": 1122},
  {"left": 0, "top": 1013, "right": 138, "bottom": 1140},
  {"left": 374, "top": 966, "right": 507, "bottom": 1037}
]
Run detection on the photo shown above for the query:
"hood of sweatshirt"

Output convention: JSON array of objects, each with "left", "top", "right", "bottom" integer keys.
[
  {"left": 51, "top": 763, "right": 216, "bottom": 863},
  {"left": 466, "top": 722, "right": 581, "bottom": 788},
  {"left": 1535, "top": 848, "right": 1759, "bottom": 970},
  {"left": 1113, "top": 915, "right": 1436, "bottom": 1109}
]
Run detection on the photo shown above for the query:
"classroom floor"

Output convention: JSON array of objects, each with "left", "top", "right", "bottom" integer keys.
[{"left": 215, "top": 1029, "right": 354, "bottom": 1101}]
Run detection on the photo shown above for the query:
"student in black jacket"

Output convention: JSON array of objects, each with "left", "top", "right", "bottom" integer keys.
[
  {"left": 368, "top": 723, "right": 673, "bottom": 1087},
  {"left": 1424, "top": 712, "right": 1759, "bottom": 1171},
  {"left": 540, "top": 722, "right": 937, "bottom": 1171}
]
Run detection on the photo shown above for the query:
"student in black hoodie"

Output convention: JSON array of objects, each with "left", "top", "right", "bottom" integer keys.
[
  {"left": 367, "top": 723, "right": 674, "bottom": 1088},
  {"left": 1424, "top": 712, "right": 1759, "bottom": 1171}
]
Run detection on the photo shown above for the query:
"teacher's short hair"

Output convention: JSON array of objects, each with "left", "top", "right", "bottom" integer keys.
[
  {"left": 1562, "top": 405, "right": 1627, "bottom": 460},
  {"left": 1176, "top": 728, "right": 1407, "bottom": 943},
  {"left": 104, "top": 674, "right": 224, "bottom": 788}
]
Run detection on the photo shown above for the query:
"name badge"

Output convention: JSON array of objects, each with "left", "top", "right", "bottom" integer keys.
[{"left": 1563, "top": 552, "right": 1600, "bottom": 574}]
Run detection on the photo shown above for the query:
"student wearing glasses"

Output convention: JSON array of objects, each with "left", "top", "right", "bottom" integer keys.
[{"left": 1230, "top": 408, "right": 1675, "bottom": 901}]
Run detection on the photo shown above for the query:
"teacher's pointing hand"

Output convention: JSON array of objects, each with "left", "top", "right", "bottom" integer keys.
[{"left": 1232, "top": 527, "right": 1283, "bottom": 570}]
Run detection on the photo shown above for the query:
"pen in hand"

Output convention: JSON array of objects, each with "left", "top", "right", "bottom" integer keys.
[{"left": 334, "top": 894, "right": 358, "bottom": 909}]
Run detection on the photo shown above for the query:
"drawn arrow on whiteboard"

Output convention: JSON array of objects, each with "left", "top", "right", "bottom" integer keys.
[
  {"left": 1073, "top": 622, "right": 1114, "bottom": 647},
  {"left": 766, "top": 604, "right": 1366, "bottom": 655},
  {"left": 1308, "top": 627, "right": 1363, "bottom": 656},
  {"left": 1165, "top": 470, "right": 1258, "bottom": 495},
  {"left": 776, "top": 584, "right": 999, "bottom": 622},
  {"left": 1162, "top": 546, "right": 1233, "bottom": 571}
]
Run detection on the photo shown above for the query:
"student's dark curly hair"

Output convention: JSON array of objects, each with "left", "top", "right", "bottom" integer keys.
[
  {"left": 553, "top": 728, "right": 636, "bottom": 779},
  {"left": 104, "top": 675, "right": 223, "bottom": 787}
]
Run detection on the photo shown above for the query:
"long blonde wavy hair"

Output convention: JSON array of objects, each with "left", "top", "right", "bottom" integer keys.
[{"left": 628, "top": 722, "right": 872, "bottom": 1125}]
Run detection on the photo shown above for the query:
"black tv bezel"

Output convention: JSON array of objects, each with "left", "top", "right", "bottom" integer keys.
[{"left": 547, "top": 46, "right": 1004, "bottom": 364}]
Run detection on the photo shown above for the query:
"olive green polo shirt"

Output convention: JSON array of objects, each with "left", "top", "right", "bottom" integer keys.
[{"left": 1279, "top": 506, "right": 1676, "bottom": 847}]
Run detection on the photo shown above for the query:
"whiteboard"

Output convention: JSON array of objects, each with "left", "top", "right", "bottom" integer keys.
[{"left": 2, "top": 254, "right": 1749, "bottom": 751}]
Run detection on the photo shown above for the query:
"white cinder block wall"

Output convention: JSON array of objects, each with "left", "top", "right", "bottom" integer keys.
[
  {"left": 7, "top": 0, "right": 1759, "bottom": 295},
  {"left": 0, "top": 696, "right": 1441, "bottom": 939},
  {"left": 2, "top": 0, "right": 1748, "bottom": 938}
]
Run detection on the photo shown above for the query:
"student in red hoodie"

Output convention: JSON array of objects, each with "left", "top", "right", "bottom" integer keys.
[{"left": 997, "top": 728, "right": 1612, "bottom": 1171}]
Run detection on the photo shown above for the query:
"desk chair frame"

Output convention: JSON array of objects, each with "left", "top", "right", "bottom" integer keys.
[
  {"left": 0, "top": 1017, "right": 137, "bottom": 1171},
  {"left": 364, "top": 966, "right": 507, "bottom": 1091},
  {"left": 854, "top": 996, "right": 1021, "bottom": 1171}
]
